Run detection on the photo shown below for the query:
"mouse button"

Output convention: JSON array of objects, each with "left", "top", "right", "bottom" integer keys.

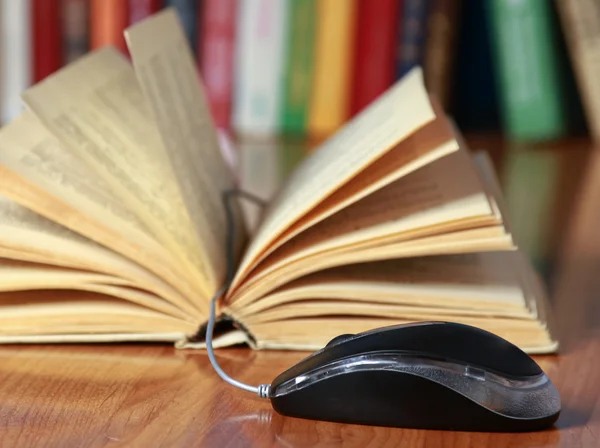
[
  {"left": 325, "top": 334, "right": 355, "bottom": 348},
  {"left": 370, "top": 322, "right": 543, "bottom": 378}
]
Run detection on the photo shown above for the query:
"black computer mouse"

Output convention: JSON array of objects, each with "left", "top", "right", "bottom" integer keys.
[{"left": 269, "top": 322, "right": 561, "bottom": 431}]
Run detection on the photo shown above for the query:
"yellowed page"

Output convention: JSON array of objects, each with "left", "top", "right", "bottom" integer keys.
[
  {"left": 0, "top": 290, "right": 197, "bottom": 336},
  {"left": 244, "top": 317, "right": 557, "bottom": 354},
  {"left": 236, "top": 101, "right": 460, "bottom": 276},
  {"left": 126, "top": 9, "right": 244, "bottom": 286},
  {"left": 244, "top": 301, "right": 533, "bottom": 325},
  {"left": 228, "top": 146, "right": 498, "bottom": 302},
  {"left": 0, "top": 196, "right": 200, "bottom": 317},
  {"left": 230, "top": 226, "right": 513, "bottom": 308},
  {"left": 0, "top": 259, "right": 192, "bottom": 320},
  {"left": 21, "top": 48, "right": 214, "bottom": 306},
  {"left": 272, "top": 146, "right": 494, "bottom": 258},
  {"left": 0, "top": 112, "right": 197, "bottom": 304},
  {"left": 231, "top": 67, "right": 437, "bottom": 289},
  {"left": 0, "top": 258, "right": 131, "bottom": 290},
  {"left": 237, "top": 253, "right": 529, "bottom": 317}
]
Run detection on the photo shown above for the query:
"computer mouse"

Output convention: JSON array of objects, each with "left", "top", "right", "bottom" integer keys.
[{"left": 268, "top": 322, "right": 561, "bottom": 431}]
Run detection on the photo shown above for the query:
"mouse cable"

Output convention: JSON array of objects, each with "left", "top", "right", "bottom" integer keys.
[{"left": 205, "top": 189, "right": 271, "bottom": 399}]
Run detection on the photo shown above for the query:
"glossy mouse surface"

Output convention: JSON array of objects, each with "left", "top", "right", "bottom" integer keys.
[{"left": 269, "top": 322, "right": 561, "bottom": 431}]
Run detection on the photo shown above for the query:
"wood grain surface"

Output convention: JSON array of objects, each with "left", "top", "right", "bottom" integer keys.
[{"left": 1, "top": 144, "right": 600, "bottom": 447}]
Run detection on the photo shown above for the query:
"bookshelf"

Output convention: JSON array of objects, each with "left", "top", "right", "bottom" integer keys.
[{"left": 2, "top": 0, "right": 598, "bottom": 281}]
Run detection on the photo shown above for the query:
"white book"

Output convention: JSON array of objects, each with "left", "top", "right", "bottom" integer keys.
[
  {"left": 233, "top": 0, "right": 288, "bottom": 136},
  {"left": 1, "top": 0, "right": 31, "bottom": 124}
]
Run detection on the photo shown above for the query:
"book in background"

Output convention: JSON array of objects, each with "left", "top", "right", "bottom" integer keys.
[
  {"left": 62, "top": 0, "right": 89, "bottom": 64},
  {"left": 233, "top": 0, "right": 288, "bottom": 137},
  {"left": 396, "top": 0, "right": 430, "bottom": 78},
  {"left": 281, "top": 0, "right": 316, "bottom": 136},
  {"left": 423, "top": 0, "right": 462, "bottom": 112},
  {"left": 451, "top": 0, "right": 499, "bottom": 133},
  {"left": 487, "top": 0, "right": 568, "bottom": 142},
  {"left": 1, "top": 0, "right": 32, "bottom": 123},
  {"left": 556, "top": 0, "right": 600, "bottom": 143},
  {"left": 129, "top": 0, "right": 163, "bottom": 25},
  {"left": 33, "top": 0, "right": 62, "bottom": 83},
  {"left": 200, "top": 0, "right": 237, "bottom": 130},
  {"left": 309, "top": 0, "right": 357, "bottom": 138},
  {"left": 90, "top": 0, "right": 129, "bottom": 53},
  {"left": 166, "top": 0, "right": 198, "bottom": 54},
  {"left": 350, "top": 0, "right": 398, "bottom": 116}
]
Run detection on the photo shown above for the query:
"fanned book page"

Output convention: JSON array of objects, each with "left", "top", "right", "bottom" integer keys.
[{"left": 0, "top": 8, "right": 557, "bottom": 353}]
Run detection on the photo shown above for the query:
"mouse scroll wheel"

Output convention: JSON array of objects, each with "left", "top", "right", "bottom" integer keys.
[{"left": 326, "top": 334, "right": 355, "bottom": 347}]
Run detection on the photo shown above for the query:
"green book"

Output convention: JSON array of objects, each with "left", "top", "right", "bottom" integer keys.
[
  {"left": 502, "top": 146, "right": 560, "bottom": 278},
  {"left": 487, "top": 0, "right": 567, "bottom": 141},
  {"left": 281, "top": 0, "right": 316, "bottom": 136}
]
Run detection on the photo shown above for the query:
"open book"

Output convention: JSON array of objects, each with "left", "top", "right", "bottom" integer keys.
[{"left": 0, "top": 10, "right": 557, "bottom": 354}]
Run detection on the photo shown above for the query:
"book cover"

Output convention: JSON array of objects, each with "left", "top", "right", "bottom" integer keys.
[
  {"left": 1, "top": 0, "right": 32, "bottom": 123},
  {"left": 233, "top": 0, "right": 289, "bottom": 136},
  {"left": 309, "top": 0, "right": 357, "bottom": 138},
  {"left": 129, "top": 0, "right": 162, "bottom": 25},
  {"left": 281, "top": 0, "right": 316, "bottom": 136},
  {"left": 90, "top": 0, "right": 129, "bottom": 53},
  {"left": 397, "top": 0, "right": 430, "bottom": 78},
  {"left": 33, "top": 0, "right": 62, "bottom": 82},
  {"left": 350, "top": 0, "right": 399, "bottom": 116},
  {"left": 200, "top": 0, "right": 237, "bottom": 129},
  {"left": 423, "top": 0, "right": 462, "bottom": 111},
  {"left": 166, "top": 0, "right": 198, "bottom": 54},
  {"left": 487, "top": 0, "right": 567, "bottom": 141},
  {"left": 61, "top": 0, "right": 89, "bottom": 64}
]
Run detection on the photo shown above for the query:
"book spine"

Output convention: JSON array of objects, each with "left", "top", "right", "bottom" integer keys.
[
  {"left": 200, "top": 0, "right": 237, "bottom": 130},
  {"left": 281, "top": 0, "right": 316, "bottom": 136},
  {"left": 452, "top": 0, "right": 499, "bottom": 132},
  {"left": 62, "top": 0, "right": 89, "bottom": 64},
  {"left": 129, "top": 0, "right": 162, "bottom": 25},
  {"left": 233, "top": 0, "right": 289, "bottom": 137},
  {"left": 350, "top": 0, "right": 398, "bottom": 116},
  {"left": 1, "top": 0, "right": 32, "bottom": 123},
  {"left": 166, "top": 0, "right": 198, "bottom": 54},
  {"left": 487, "top": 0, "right": 567, "bottom": 141},
  {"left": 308, "top": 0, "right": 357, "bottom": 138},
  {"left": 556, "top": 0, "right": 600, "bottom": 142},
  {"left": 423, "top": 0, "right": 461, "bottom": 110},
  {"left": 90, "top": 0, "right": 129, "bottom": 53},
  {"left": 33, "top": 0, "right": 62, "bottom": 83},
  {"left": 397, "top": 0, "right": 430, "bottom": 78}
]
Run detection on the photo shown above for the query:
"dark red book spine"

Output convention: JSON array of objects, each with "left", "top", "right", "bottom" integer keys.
[
  {"left": 33, "top": 0, "right": 62, "bottom": 82},
  {"left": 350, "top": 0, "right": 400, "bottom": 115},
  {"left": 129, "top": 0, "right": 162, "bottom": 25},
  {"left": 199, "top": 0, "right": 237, "bottom": 129}
]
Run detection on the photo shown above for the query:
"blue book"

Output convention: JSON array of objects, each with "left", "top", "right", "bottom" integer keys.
[
  {"left": 397, "top": 0, "right": 430, "bottom": 78},
  {"left": 166, "top": 0, "right": 199, "bottom": 54}
]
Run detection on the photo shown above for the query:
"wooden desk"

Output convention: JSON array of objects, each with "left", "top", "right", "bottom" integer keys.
[{"left": 1, "top": 145, "right": 600, "bottom": 447}]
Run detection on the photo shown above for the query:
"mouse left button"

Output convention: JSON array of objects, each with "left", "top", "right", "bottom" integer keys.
[{"left": 326, "top": 334, "right": 355, "bottom": 347}]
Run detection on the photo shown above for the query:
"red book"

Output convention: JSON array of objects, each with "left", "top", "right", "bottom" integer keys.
[
  {"left": 350, "top": 0, "right": 400, "bottom": 115},
  {"left": 199, "top": 0, "right": 237, "bottom": 129},
  {"left": 33, "top": 0, "right": 62, "bottom": 82},
  {"left": 129, "top": 0, "right": 162, "bottom": 25},
  {"left": 90, "top": 0, "right": 129, "bottom": 53}
]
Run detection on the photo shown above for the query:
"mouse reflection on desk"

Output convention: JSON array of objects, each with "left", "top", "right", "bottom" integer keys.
[{"left": 268, "top": 322, "right": 561, "bottom": 432}]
